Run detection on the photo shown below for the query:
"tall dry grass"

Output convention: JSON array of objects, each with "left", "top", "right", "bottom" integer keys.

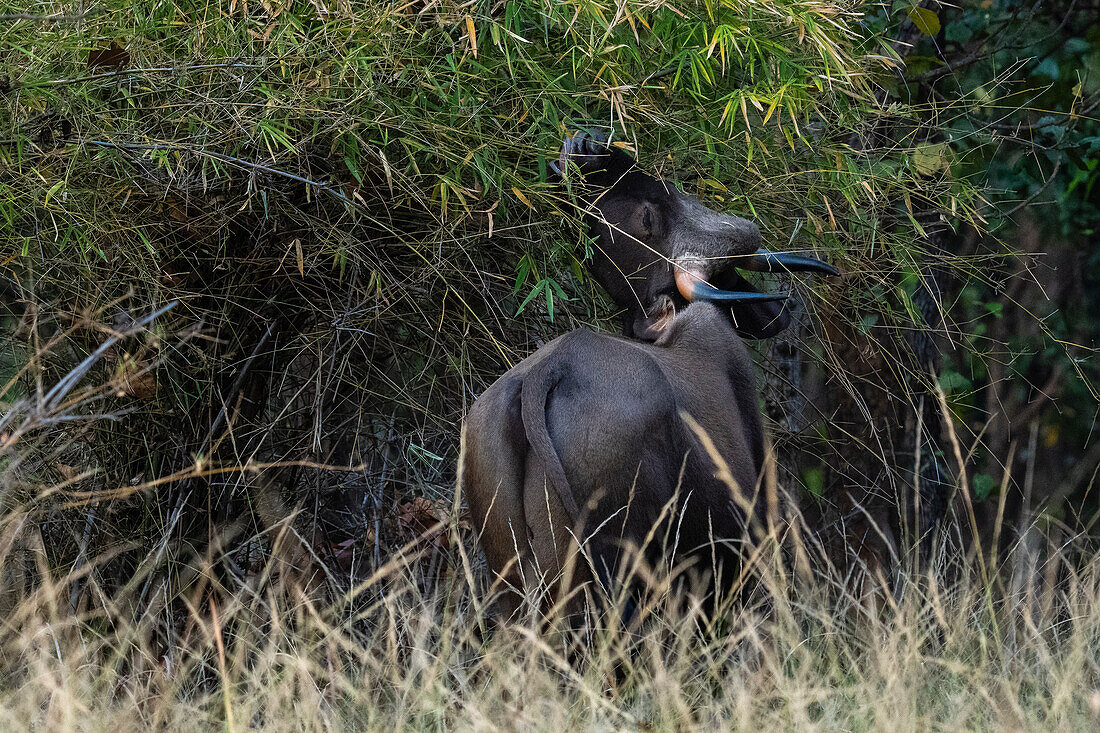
[
  {"left": 2, "top": 403, "right": 1099, "bottom": 732},
  {"left": 0, "top": 209, "right": 1093, "bottom": 732},
  {"left": 4, "top": 524, "right": 1100, "bottom": 730}
]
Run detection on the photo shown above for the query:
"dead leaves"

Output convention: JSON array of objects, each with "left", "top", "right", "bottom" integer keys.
[
  {"left": 324, "top": 496, "right": 467, "bottom": 575},
  {"left": 87, "top": 42, "right": 129, "bottom": 70},
  {"left": 396, "top": 496, "right": 451, "bottom": 549}
]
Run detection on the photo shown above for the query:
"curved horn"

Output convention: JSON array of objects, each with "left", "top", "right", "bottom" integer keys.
[
  {"left": 675, "top": 267, "right": 788, "bottom": 304},
  {"left": 558, "top": 130, "right": 641, "bottom": 187},
  {"left": 692, "top": 281, "right": 789, "bottom": 304},
  {"left": 741, "top": 248, "right": 840, "bottom": 277}
]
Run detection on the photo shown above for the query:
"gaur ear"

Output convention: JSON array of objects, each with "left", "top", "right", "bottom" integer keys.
[
  {"left": 554, "top": 130, "right": 636, "bottom": 186},
  {"left": 631, "top": 295, "right": 676, "bottom": 343}
]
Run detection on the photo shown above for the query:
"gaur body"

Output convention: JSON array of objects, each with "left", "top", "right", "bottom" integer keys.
[
  {"left": 461, "top": 302, "right": 767, "bottom": 617},
  {"left": 461, "top": 131, "right": 837, "bottom": 619}
]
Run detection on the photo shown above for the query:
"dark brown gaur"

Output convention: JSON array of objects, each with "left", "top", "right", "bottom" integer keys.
[
  {"left": 552, "top": 131, "right": 837, "bottom": 341},
  {"left": 460, "top": 133, "right": 838, "bottom": 619}
]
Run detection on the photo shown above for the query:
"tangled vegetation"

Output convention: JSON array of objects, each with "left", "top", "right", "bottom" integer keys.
[{"left": 1, "top": 0, "right": 1098, "bottom": 728}]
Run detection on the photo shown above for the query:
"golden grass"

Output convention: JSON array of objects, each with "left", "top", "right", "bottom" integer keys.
[{"left": 2, "top": 503, "right": 1099, "bottom": 732}]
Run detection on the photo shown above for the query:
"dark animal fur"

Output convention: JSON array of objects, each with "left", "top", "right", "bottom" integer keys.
[
  {"left": 559, "top": 131, "right": 791, "bottom": 340},
  {"left": 461, "top": 133, "right": 826, "bottom": 619},
  {"left": 461, "top": 304, "right": 766, "bottom": 617}
]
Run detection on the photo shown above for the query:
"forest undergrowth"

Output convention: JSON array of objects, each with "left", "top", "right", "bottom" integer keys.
[
  {"left": 2, "top": 435, "right": 1099, "bottom": 731},
  {"left": 2, "top": 0, "right": 1099, "bottom": 728}
]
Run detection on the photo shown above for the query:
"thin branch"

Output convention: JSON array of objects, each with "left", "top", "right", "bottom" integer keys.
[
  {"left": 0, "top": 8, "right": 101, "bottom": 23},
  {"left": 41, "top": 301, "right": 178, "bottom": 413},
  {"left": 64, "top": 137, "right": 361, "bottom": 209},
  {"left": 22, "top": 61, "right": 263, "bottom": 89},
  {"left": 1004, "top": 158, "right": 1062, "bottom": 217},
  {"left": 205, "top": 320, "right": 276, "bottom": 454}
]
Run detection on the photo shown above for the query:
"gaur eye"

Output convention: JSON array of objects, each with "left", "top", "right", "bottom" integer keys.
[{"left": 642, "top": 205, "right": 653, "bottom": 232}]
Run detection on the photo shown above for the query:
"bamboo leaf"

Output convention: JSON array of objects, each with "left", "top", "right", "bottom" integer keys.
[{"left": 907, "top": 7, "right": 941, "bottom": 36}]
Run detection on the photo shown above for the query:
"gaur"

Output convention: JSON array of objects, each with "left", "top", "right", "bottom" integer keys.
[{"left": 460, "top": 132, "right": 838, "bottom": 619}]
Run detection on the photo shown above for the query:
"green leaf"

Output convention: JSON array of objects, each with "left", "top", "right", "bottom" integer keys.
[
  {"left": 513, "top": 255, "right": 532, "bottom": 294},
  {"left": 570, "top": 256, "right": 585, "bottom": 284},
  {"left": 802, "top": 467, "right": 824, "bottom": 497},
  {"left": 903, "top": 55, "right": 936, "bottom": 77},
  {"left": 548, "top": 279, "right": 569, "bottom": 301},
  {"left": 973, "top": 473, "right": 997, "bottom": 502},
  {"left": 344, "top": 155, "right": 363, "bottom": 184},
  {"left": 407, "top": 443, "right": 444, "bottom": 464},
  {"left": 1032, "top": 56, "right": 1060, "bottom": 79},
  {"left": 939, "top": 369, "right": 972, "bottom": 392},
  {"left": 1037, "top": 121, "right": 1066, "bottom": 143},
  {"left": 1064, "top": 38, "right": 1091, "bottom": 54},
  {"left": 515, "top": 278, "right": 546, "bottom": 315},
  {"left": 913, "top": 142, "right": 947, "bottom": 175},
  {"left": 907, "top": 7, "right": 940, "bottom": 36},
  {"left": 944, "top": 21, "right": 972, "bottom": 44}
]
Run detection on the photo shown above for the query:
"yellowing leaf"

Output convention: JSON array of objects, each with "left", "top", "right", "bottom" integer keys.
[
  {"left": 822, "top": 195, "right": 836, "bottom": 228},
  {"left": 907, "top": 6, "right": 940, "bottom": 36},
  {"left": 512, "top": 187, "right": 534, "bottom": 210},
  {"left": 293, "top": 238, "right": 304, "bottom": 276},
  {"left": 465, "top": 16, "right": 477, "bottom": 58},
  {"left": 44, "top": 179, "right": 65, "bottom": 208}
]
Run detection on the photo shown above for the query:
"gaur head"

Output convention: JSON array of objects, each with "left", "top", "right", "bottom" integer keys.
[{"left": 552, "top": 130, "right": 839, "bottom": 341}]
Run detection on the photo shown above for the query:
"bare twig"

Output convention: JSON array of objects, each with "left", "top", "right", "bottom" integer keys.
[
  {"left": 40, "top": 301, "right": 178, "bottom": 414},
  {"left": 1004, "top": 158, "right": 1063, "bottom": 218},
  {"left": 21, "top": 61, "right": 262, "bottom": 88},
  {"left": 0, "top": 8, "right": 101, "bottom": 23}
]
